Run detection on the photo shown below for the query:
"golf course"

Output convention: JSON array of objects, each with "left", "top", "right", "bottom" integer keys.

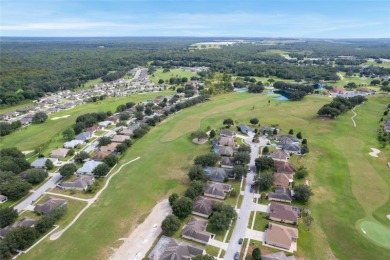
[{"left": 4, "top": 92, "right": 388, "bottom": 260}]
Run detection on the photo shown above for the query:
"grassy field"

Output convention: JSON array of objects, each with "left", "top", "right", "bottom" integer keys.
[
  {"left": 18, "top": 92, "right": 390, "bottom": 259},
  {"left": 74, "top": 78, "right": 103, "bottom": 92},
  {"left": 149, "top": 68, "right": 198, "bottom": 84},
  {"left": 0, "top": 91, "right": 173, "bottom": 154},
  {"left": 0, "top": 100, "right": 35, "bottom": 114},
  {"left": 361, "top": 60, "right": 390, "bottom": 69},
  {"left": 326, "top": 72, "right": 374, "bottom": 88}
]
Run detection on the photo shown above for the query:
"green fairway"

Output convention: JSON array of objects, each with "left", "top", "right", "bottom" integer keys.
[
  {"left": 17, "top": 92, "right": 390, "bottom": 260},
  {"left": 0, "top": 91, "right": 173, "bottom": 154},
  {"left": 149, "top": 68, "right": 198, "bottom": 84},
  {"left": 359, "top": 220, "right": 390, "bottom": 249}
]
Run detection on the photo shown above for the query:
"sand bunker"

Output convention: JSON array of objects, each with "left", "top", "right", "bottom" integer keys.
[
  {"left": 192, "top": 138, "right": 208, "bottom": 144},
  {"left": 368, "top": 148, "right": 381, "bottom": 157},
  {"left": 387, "top": 214, "right": 390, "bottom": 220},
  {"left": 22, "top": 150, "right": 34, "bottom": 155},
  {"left": 51, "top": 115, "right": 70, "bottom": 120}
]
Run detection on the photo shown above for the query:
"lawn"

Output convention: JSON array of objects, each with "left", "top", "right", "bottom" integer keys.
[
  {"left": 0, "top": 91, "right": 174, "bottom": 154},
  {"left": 0, "top": 100, "right": 35, "bottom": 114},
  {"left": 18, "top": 92, "right": 390, "bottom": 259},
  {"left": 252, "top": 212, "right": 268, "bottom": 231},
  {"left": 149, "top": 68, "right": 198, "bottom": 84}
]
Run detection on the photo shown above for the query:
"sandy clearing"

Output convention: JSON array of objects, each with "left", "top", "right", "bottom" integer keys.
[
  {"left": 387, "top": 214, "right": 390, "bottom": 220},
  {"left": 51, "top": 115, "right": 70, "bottom": 120},
  {"left": 369, "top": 148, "right": 381, "bottom": 157},
  {"left": 22, "top": 150, "right": 34, "bottom": 155},
  {"left": 109, "top": 199, "right": 171, "bottom": 260},
  {"left": 192, "top": 138, "right": 208, "bottom": 144}
]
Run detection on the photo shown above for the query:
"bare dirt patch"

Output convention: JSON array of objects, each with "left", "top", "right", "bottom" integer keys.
[
  {"left": 192, "top": 138, "right": 208, "bottom": 144},
  {"left": 51, "top": 115, "right": 70, "bottom": 120}
]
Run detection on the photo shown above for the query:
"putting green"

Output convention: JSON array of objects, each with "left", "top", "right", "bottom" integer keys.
[{"left": 359, "top": 220, "right": 390, "bottom": 249}]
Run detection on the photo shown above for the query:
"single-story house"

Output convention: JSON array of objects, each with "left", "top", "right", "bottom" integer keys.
[
  {"left": 269, "top": 202, "right": 300, "bottom": 224},
  {"left": 0, "top": 217, "right": 36, "bottom": 239},
  {"left": 75, "top": 132, "right": 93, "bottom": 141},
  {"left": 34, "top": 197, "right": 68, "bottom": 215},
  {"left": 128, "top": 124, "right": 140, "bottom": 131},
  {"left": 31, "top": 157, "right": 58, "bottom": 169},
  {"left": 120, "top": 128, "right": 133, "bottom": 136},
  {"left": 60, "top": 175, "right": 95, "bottom": 191},
  {"left": 148, "top": 236, "right": 204, "bottom": 260},
  {"left": 261, "top": 127, "right": 280, "bottom": 135},
  {"left": 274, "top": 160, "right": 296, "bottom": 175},
  {"left": 0, "top": 195, "right": 8, "bottom": 203},
  {"left": 268, "top": 150, "right": 290, "bottom": 162},
  {"left": 264, "top": 223, "right": 298, "bottom": 251},
  {"left": 273, "top": 172, "right": 294, "bottom": 188},
  {"left": 50, "top": 148, "right": 70, "bottom": 158},
  {"left": 204, "top": 181, "right": 231, "bottom": 200},
  {"left": 111, "top": 135, "right": 130, "bottom": 143},
  {"left": 282, "top": 143, "right": 301, "bottom": 154},
  {"left": 76, "top": 160, "right": 103, "bottom": 175},
  {"left": 262, "top": 251, "right": 296, "bottom": 260},
  {"left": 92, "top": 150, "right": 111, "bottom": 161},
  {"left": 98, "top": 121, "right": 113, "bottom": 128},
  {"left": 100, "top": 143, "right": 118, "bottom": 152},
  {"left": 268, "top": 187, "right": 293, "bottom": 203},
  {"left": 237, "top": 124, "right": 254, "bottom": 134},
  {"left": 217, "top": 146, "right": 235, "bottom": 157},
  {"left": 220, "top": 129, "right": 236, "bottom": 138},
  {"left": 181, "top": 217, "right": 214, "bottom": 245},
  {"left": 64, "top": 140, "right": 85, "bottom": 149},
  {"left": 274, "top": 135, "right": 300, "bottom": 144},
  {"left": 192, "top": 196, "right": 218, "bottom": 218},
  {"left": 220, "top": 156, "right": 234, "bottom": 169},
  {"left": 204, "top": 167, "right": 234, "bottom": 182},
  {"left": 85, "top": 126, "right": 98, "bottom": 133},
  {"left": 214, "top": 136, "right": 236, "bottom": 147}
]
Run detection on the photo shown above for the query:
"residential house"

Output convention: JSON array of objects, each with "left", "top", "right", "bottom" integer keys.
[
  {"left": 215, "top": 136, "right": 236, "bottom": 147},
  {"left": 100, "top": 143, "right": 118, "bottom": 152},
  {"left": 282, "top": 143, "right": 301, "bottom": 154},
  {"left": 220, "top": 156, "right": 234, "bottom": 169},
  {"left": 0, "top": 217, "right": 36, "bottom": 239},
  {"left": 76, "top": 160, "right": 103, "bottom": 175},
  {"left": 75, "top": 132, "right": 93, "bottom": 141},
  {"left": 181, "top": 217, "right": 214, "bottom": 245},
  {"left": 219, "top": 129, "right": 236, "bottom": 138},
  {"left": 128, "top": 124, "right": 140, "bottom": 131},
  {"left": 85, "top": 126, "right": 98, "bottom": 133},
  {"left": 204, "top": 167, "right": 234, "bottom": 182},
  {"left": 269, "top": 202, "right": 300, "bottom": 224},
  {"left": 204, "top": 181, "right": 231, "bottom": 200},
  {"left": 268, "top": 187, "right": 293, "bottom": 203},
  {"left": 31, "top": 157, "right": 58, "bottom": 169},
  {"left": 268, "top": 150, "right": 290, "bottom": 162},
  {"left": 148, "top": 236, "right": 204, "bottom": 260},
  {"left": 60, "top": 175, "right": 95, "bottom": 191},
  {"left": 98, "top": 121, "right": 113, "bottom": 128},
  {"left": 50, "top": 148, "right": 70, "bottom": 158},
  {"left": 273, "top": 172, "right": 294, "bottom": 188},
  {"left": 237, "top": 124, "right": 254, "bottom": 134},
  {"left": 111, "top": 135, "right": 130, "bottom": 143},
  {"left": 264, "top": 223, "right": 298, "bottom": 251},
  {"left": 107, "top": 115, "right": 119, "bottom": 123},
  {"left": 274, "top": 135, "right": 300, "bottom": 144},
  {"left": 385, "top": 118, "right": 390, "bottom": 132},
  {"left": 192, "top": 197, "right": 218, "bottom": 218},
  {"left": 261, "top": 127, "right": 280, "bottom": 136},
  {"left": 262, "top": 251, "right": 296, "bottom": 260},
  {"left": 0, "top": 195, "right": 8, "bottom": 203},
  {"left": 274, "top": 161, "right": 296, "bottom": 175},
  {"left": 64, "top": 140, "right": 85, "bottom": 149},
  {"left": 216, "top": 146, "right": 235, "bottom": 157},
  {"left": 34, "top": 197, "right": 68, "bottom": 215},
  {"left": 120, "top": 128, "right": 133, "bottom": 136},
  {"left": 92, "top": 150, "right": 111, "bottom": 161}
]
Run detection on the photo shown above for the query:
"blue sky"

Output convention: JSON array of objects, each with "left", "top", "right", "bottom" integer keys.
[{"left": 1, "top": 0, "right": 389, "bottom": 38}]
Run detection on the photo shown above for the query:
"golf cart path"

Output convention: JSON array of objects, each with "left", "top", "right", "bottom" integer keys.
[
  {"left": 109, "top": 199, "right": 172, "bottom": 260},
  {"left": 50, "top": 157, "right": 140, "bottom": 240}
]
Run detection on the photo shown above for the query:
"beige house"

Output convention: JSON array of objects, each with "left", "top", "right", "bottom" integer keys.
[
  {"left": 264, "top": 223, "right": 298, "bottom": 252},
  {"left": 181, "top": 217, "right": 214, "bottom": 244}
]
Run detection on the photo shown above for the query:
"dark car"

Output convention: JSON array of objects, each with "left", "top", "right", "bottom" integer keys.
[
  {"left": 250, "top": 185, "right": 254, "bottom": 193},
  {"left": 234, "top": 252, "right": 239, "bottom": 260},
  {"left": 238, "top": 238, "right": 243, "bottom": 244}
]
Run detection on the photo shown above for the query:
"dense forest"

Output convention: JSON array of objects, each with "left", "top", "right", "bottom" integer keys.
[{"left": 1, "top": 37, "right": 390, "bottom": 107}]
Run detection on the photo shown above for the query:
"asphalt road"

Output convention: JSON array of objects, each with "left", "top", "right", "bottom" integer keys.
[{"left": 224, "top": 133, "right": 260, "bottom": 259}]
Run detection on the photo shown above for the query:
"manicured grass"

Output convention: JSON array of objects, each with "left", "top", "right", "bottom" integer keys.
[
  {"left": 359, "top": 220, "right": 390, "bottom": 249},
  {"left": 226, "top": 218, "right": 237, "bottom": 242},
  {"left": 326, "top": 72, "right": 374, "bottom": 88},
  {"left": 0, "top": 91, "right": 174, "bottom": 153},
  {"left": 0, "top": 100, "right": 35, "bottom": 114},
  {"left": 253, "top": 212, "right": 268, "bottom": 231},
  {"left": 149, "top": 68, "right": 198, "bottom": 84},
  {"left": 361, "top": 60, "right": 390, "bottom": 69},
  {"left": 18, "top": 92, "right": 390, "bottom": 259},
  {"left": 206, "top": 223, "right": 226, "bottom": 242},
  {"left": 74, "top": 78, "right": 103, "bottom": 91},
  {"left": 205, "top": 245, "right": 220, "bottom": 257}
]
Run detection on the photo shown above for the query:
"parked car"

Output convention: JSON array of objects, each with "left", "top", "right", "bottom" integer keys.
[
  {"left": 250, "top": 185, "right": 254, "bottom": 193},
  {"left": 234, "top": 252, "right": 239, "bottom": 260},
  {"left": 238, "top": 238, "right": 243, "bottom": 244}
]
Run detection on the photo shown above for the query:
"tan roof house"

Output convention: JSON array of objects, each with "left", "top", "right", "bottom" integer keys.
[
  {"left": 192, "top": 197, "right": 218, "bottom": 218},
  {"left": 100, "top": 143, "right": 118, "bottom": 152},
  {"left": 50, "top": 148, "right": 70, "bottom": 158},
  {"left": 264, "top": 223, "right": 298, "bottom": 251},
  {"left": 268, "top": 150, "right": 290, "bottom": 162},
  {"left": 269, "top": 202, "right": 299, "bottom": 224},
  {"left": 273, "top": 172, "right": 294, "bottom": 188},
  {"left": 60, "top": 175, "right": 95, "bottom": 191},
  {"left": 111, "top": 135, "right": 130, "bottom": 143},
  {"left": 181, "top": 217, "right": 214, "bottom": 244},
  {"left": 274, "top": 160, "right": 296, "bottom": 174},
  {"left": 204, "top": 181, "right": 231, "bottom": 200},
  {"left": 34, "top": 197, "right": 68, "bottom": 215},
  {"left": 120, "top": 128, "right": 134, "bottom": 136}
]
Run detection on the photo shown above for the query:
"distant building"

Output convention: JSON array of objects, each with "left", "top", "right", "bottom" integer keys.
[{"left": 148, "top": 236, "right": 204, "bottom": 260}]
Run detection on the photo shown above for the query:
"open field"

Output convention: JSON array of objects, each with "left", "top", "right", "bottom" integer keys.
[
  {"left": 326, "top": 72, "right": 374, "bottom": 88},
  {"left": 17, "top": 92, "right": 390, "bottom": 259},
  {"left": 74, "top": 78, "right": 103, "bottom": 92},
  {"left": 0, "top": 91, "right": 173, "bottom": 154},
  {"left": 0, "top": 100, "right": 35, "bottom": 114},
  {"left": 361, "top": 60, "right": 390, "bottom": 69},
  {"left": 149, "top": 68, "right": 198, "bottom": 84}
]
